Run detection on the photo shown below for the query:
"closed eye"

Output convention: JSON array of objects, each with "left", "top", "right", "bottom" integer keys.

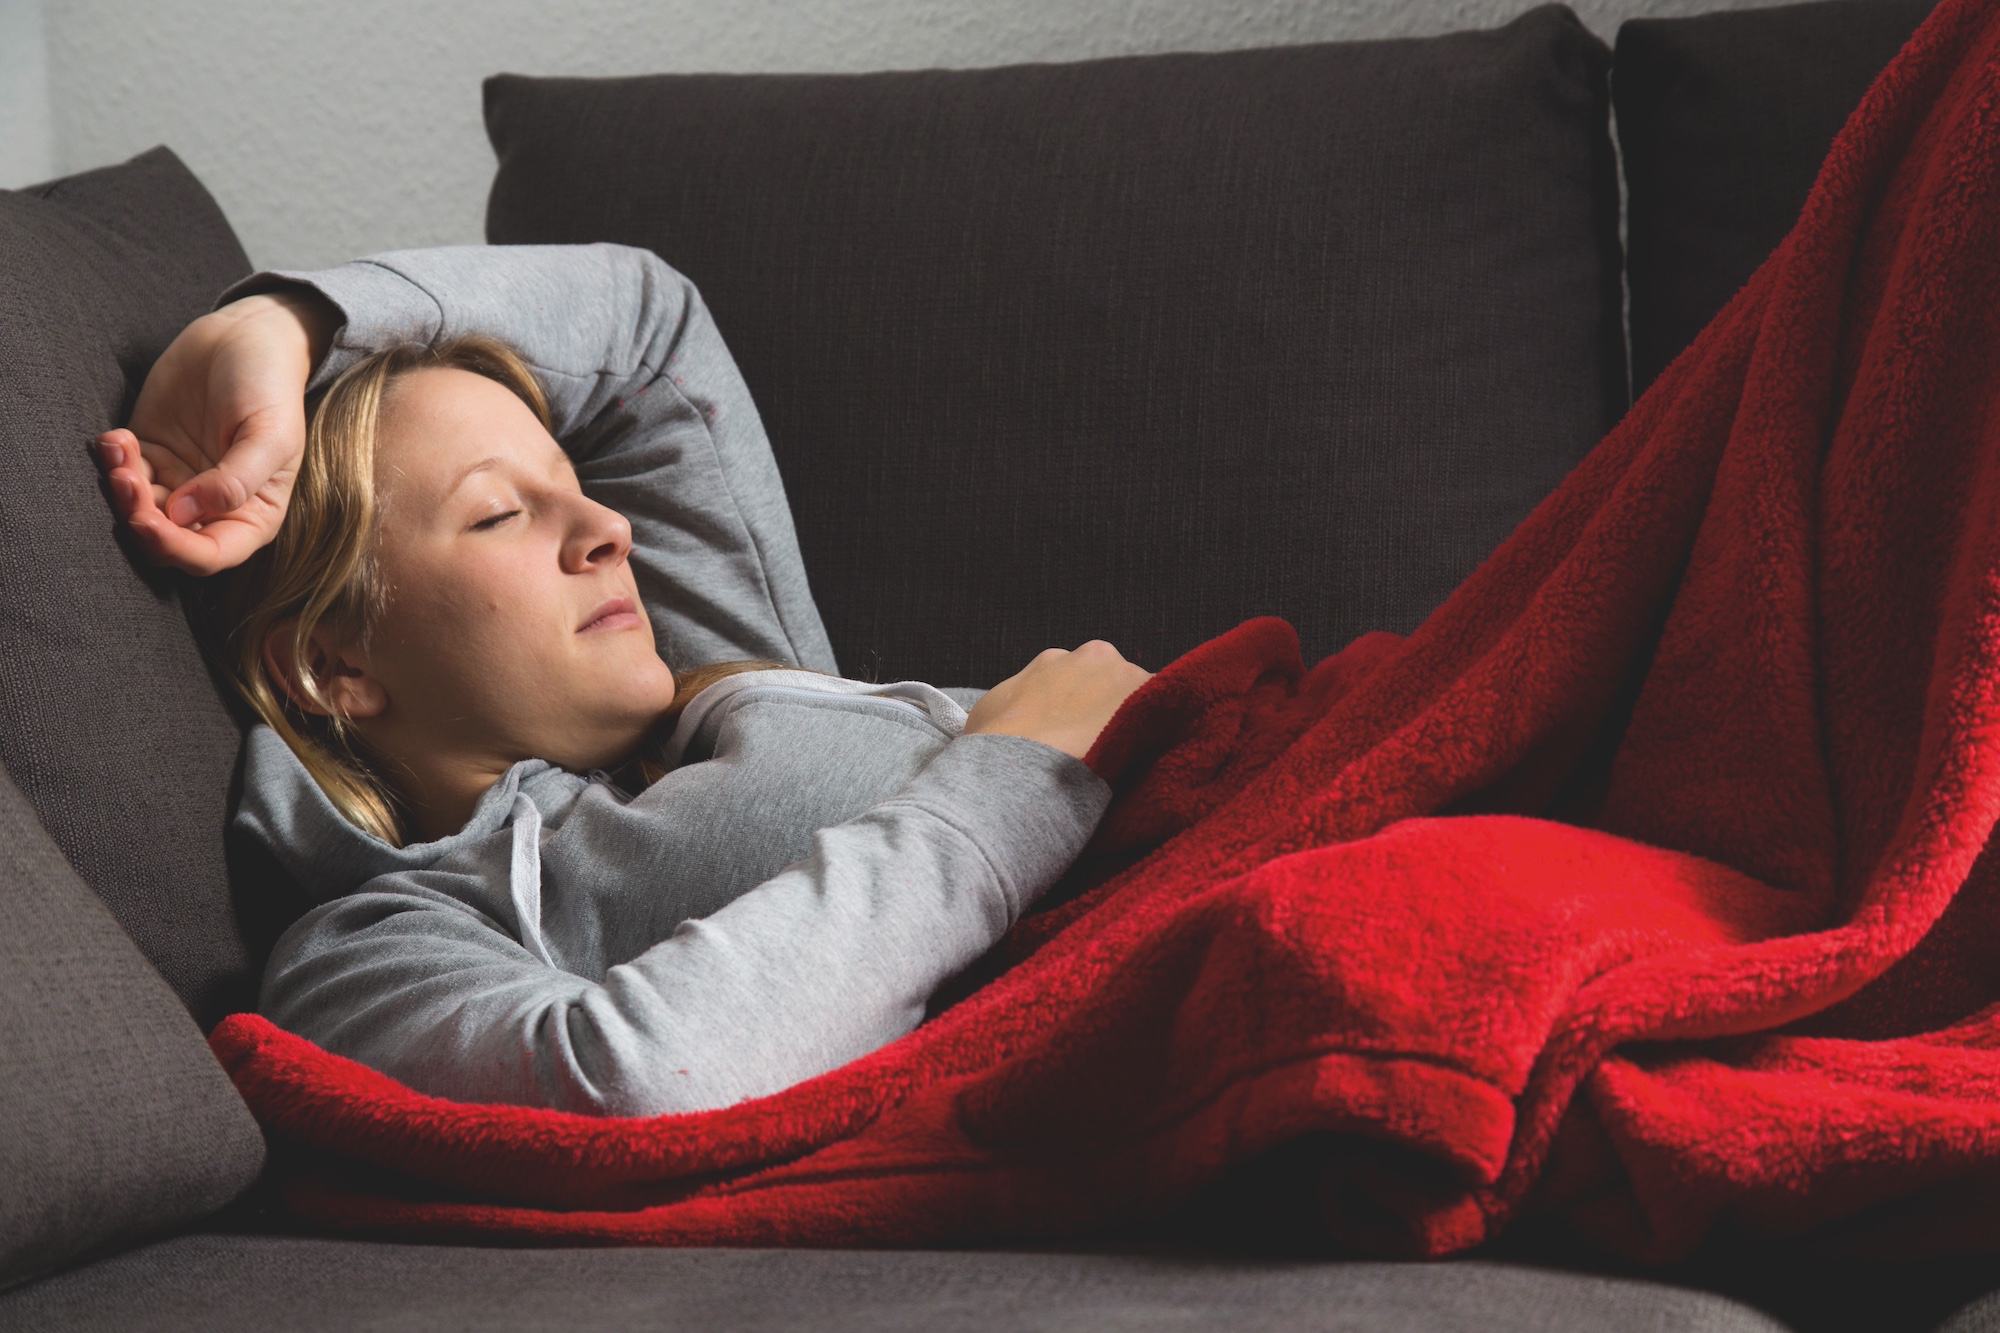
[{"left": 471, "top": 509, "right": 522, "bottom": 532}]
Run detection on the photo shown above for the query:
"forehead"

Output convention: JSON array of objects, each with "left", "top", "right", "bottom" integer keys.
[{"left": 375, "top": 366, "right": 567, "bottom": 492}]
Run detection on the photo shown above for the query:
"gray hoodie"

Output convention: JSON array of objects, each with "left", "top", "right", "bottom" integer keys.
[{"left": 220, "top": 244, "right": 1112, "bottom": 1117}]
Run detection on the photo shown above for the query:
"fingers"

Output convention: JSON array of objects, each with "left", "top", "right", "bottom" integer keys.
[
  {"left": 96, "top": 428, "right": 176, "bottom": 486},
  {"left": 147, "top": 517, "right": 267, "bottom": 576},
  {"left": 135, "top": 439, "right": 195, "bottom": 490},
  {"left": 119, "top": 500, "right": 255, "bottom": 576},
  {"left": 163, "top": 404, "right": 300, "bottom": 528},
  {"left": 101, "top": 448, "right": 197, "bottom": 568},
  {"left": 1032, "top": 640, "right": 1123, "bottom": 659},
  {"left": 1022, "top": 640, "right": 1136, "bottom": 675},
  {"left": 95, "top": 429, "right": 136, "bottom": 476},
  {"left": 92, "top": 429, "right": 258, "bottom": 575},
  {"left": 96, "top": 430, "right": 152, "bottom": 519}
]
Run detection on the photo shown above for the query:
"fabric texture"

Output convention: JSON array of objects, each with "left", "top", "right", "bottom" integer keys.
[
  {"left": 209, "top": 0, "right": 2000, "bottom": 1263},
  {"left": 0, "top": 146, "right": 256, "bottom": 1026},
  {"left": 1940, "top": 1290, "right": 2000, "bottom": 1332},
  {"left": 209, "top": 240, "right": 872, "bottom": 974},
  {"left": 0, "top": 763, "right": 263, "bottom": 1291},
  {"left": 0, "top": 1236, "right": 1795, "bottom": 1333},
  {"left": 210, "top": 241, "right": 1111, "bottom": 1119},
  {"left": 482, "top": 4, "right": 1627, "bottom": 688},
  {"left": 251, "top": 670, "right": 1107, "bottom": 1118},
  {"left": 1615, "top": 0, "right": 1938, "bottom": 394},
  {"left": 214, "top": 243, "right": 839, "bottom": 678}
]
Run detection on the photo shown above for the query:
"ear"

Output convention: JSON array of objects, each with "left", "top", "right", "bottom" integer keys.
[{"left": 262, "top": 617, "right": 388, "bottom": 721}]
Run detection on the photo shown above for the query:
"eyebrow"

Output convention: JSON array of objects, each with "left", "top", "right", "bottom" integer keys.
[{"left": 444, "top": 455, "right": 506, "bottom": 501}]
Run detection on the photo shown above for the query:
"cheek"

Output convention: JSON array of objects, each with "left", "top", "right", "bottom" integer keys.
[{"left": 373, "top": 545, "right": 569, "bottom": 690}]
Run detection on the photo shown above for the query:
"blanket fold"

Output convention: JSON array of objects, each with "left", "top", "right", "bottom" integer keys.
[{"left": 210, "top": 0, "right": 2000, "bottom": 1262}]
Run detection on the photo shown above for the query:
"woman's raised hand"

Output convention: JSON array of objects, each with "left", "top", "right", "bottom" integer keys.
[
  {"left": 962, "top": 640, "right": 1154, "bottom": 762},
  {"left": 94, "top": 289, "right": 341, "bottom": 576}
]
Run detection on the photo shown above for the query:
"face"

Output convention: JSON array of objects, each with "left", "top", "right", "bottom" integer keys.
[{"left": 333, "top": 366, "right": 676, "bottom": 776}]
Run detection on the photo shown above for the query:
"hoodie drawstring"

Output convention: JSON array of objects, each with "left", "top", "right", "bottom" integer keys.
[{"left": 507, "top": 792, "right": 558, "bottom": 968}]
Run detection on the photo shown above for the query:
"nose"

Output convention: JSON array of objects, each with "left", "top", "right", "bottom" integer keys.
[{"left": 561, "top": 495, "right": 633, "bottom": 575}]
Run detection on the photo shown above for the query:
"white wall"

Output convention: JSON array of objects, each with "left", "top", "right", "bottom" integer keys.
[
  {"left": 29, "top": 0, "right": 1776, "bottom": 271},
  {"left": 0, "top": 0, "right": 51, "bottom": 188}
]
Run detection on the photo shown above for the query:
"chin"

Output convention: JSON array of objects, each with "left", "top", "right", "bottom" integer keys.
[
  {"left": 602, "top": 684, "right": 680, "bottom": 743},
  {"left": 548, "top": 664, "right": 674, "bottom": 757},
  {"left": 593, "top": 651, "right": 677, "bottom": 707}
]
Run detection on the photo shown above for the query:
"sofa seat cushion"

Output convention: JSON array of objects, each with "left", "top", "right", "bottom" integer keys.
[
  {"left": 0, "top": 1233, "right": 1797, "bottom": 1332},
  {"left": 0, "top": 764, "right": 263, "bottom": 1291},
  {"left": 1614, "top": 0, "right": 1938, "bottom": 396},
  {"left": 485, "top": 4, "right": 1627, "bottom": 686},
  {"left": 0, "top": 146, "right": 257, "bottom": 1024}
]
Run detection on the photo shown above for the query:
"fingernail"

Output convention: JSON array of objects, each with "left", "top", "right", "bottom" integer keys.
[
  {"left": 168, "top": 495, "right": 201, "bottom": 526},
  {"left": 112, "top": 476, "right": 135, "bottom": 506},
  {"left": 96, "top": 440, "right": 121, "bottom": 469}
]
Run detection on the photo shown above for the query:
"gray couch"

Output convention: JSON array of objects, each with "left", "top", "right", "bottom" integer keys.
[{"left": 6, "top": 1, "right": 1998, "bottom": 1329}]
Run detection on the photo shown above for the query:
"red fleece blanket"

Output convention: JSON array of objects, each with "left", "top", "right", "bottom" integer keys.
[{"left": 211, "top": 0, "right": 2000, "bottom": 1263}]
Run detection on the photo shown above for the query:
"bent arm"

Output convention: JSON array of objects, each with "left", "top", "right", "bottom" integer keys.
[
  {"left": 261, "top": 733, "right": 1109, "bottom": 1116},
  {"left": 215, "top": 243, "right": 835, "bottom": 675}
]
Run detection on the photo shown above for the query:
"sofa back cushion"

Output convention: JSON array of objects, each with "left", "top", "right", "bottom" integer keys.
[
  {"left": 0, "top": 760, "right": 264, "bottom": 1289},
  {"left": 485, "top": 4, "right": 1627, "bottom": 685},
  {"left": 1615, "top": 0, "right": 1938, "bottom": 396},
  {"left": 0, "top": 147, "right": 256, "bottom": 1025}
]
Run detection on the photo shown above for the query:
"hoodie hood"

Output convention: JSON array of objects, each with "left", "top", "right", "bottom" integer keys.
[
  {"left": 232, "top": 670, "right": 969, "bottom": 911},
  {"left": 233, "top": 724, "right": 587, "bottom": 909}
]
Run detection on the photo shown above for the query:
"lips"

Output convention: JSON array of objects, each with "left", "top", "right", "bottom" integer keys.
[{"left": 578, "top": 596, "right": 641, "bottom": 634}]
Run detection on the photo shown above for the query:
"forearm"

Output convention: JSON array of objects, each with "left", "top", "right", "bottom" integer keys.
[
  {"left": 212, "top": 243, "right": 836, "bottom": 674},
  {"left": 263, "top": 733, "right": 1110, "bottom": 1116},
  {"left": 233, "top": 288, "right": 342, "bottom": 374},
  {"left": 216, "top": 243, "right": 694, "bottom": 419},
  {"left": 586, "top": 732, "right": 1108, "bottom": 1111}
]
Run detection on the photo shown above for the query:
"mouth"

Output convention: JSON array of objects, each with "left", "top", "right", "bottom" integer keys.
[{"left": 577, "top": 596, "right": 642, "bottom": 634}]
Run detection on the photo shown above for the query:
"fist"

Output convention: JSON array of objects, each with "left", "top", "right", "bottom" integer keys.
[{"left": 962, "top": 640, "right": 1153, "bottom": 761}]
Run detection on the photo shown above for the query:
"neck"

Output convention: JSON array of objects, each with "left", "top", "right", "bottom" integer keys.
[
  {"left": 372, "top": 742, "right": 516, "bottom": 845},
  {"left": 363, "top": 717, "right": 663, "bottom": 845}
]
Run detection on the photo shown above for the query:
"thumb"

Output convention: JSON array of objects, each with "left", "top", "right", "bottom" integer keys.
[
  {"left": 165, "top": 467, "right": 251, "bottom": 528},
  {"left": 164, "top": 407, "right": 302, "bottom": 528}
]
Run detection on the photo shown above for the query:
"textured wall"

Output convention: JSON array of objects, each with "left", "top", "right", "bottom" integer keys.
[
  {"left": 45, "top": 0, "right": 1774, "bottom": 271},
  {"left": 0, "top": 0, "right": 50, "bottom": 189}
]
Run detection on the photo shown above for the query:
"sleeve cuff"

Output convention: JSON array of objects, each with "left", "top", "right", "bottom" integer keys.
[
  {"left": 213, "top": 261, "right": 447, "bottom": 395},
  {"left": 884, "top": 732, "right": 1113, "bottom": 918}
]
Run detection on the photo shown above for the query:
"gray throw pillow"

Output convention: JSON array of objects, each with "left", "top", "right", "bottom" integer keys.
[
  {"left": 484, "top": 4, "right": 1627, "bottom": 686},
  {"left": 0, "top": 760, "right": 264, "bottom": 1291},
  {"left": 0, "top": 146, "right": 257, "bottom": 1026}
]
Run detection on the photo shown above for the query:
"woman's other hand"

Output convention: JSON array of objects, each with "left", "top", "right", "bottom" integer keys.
[
  {"left": 94, "top": 288, "right": 341, "bottom": 575},
  {"left": 962, "top": 640, "right": 1154, "bottom": 761}
]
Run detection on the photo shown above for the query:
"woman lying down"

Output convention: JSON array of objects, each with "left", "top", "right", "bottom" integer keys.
[{"left": 95, "top": 242, "right": 1149, "bottom": 1118}]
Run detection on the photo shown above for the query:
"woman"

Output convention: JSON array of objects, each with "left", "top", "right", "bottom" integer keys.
[{"left": 95, "top": 243, "right": 1151, "bottom": 1116}]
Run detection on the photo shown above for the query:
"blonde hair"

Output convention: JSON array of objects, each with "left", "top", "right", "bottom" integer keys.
[{"left": 192, "top": 333, "right": 798, "bottom": 847}]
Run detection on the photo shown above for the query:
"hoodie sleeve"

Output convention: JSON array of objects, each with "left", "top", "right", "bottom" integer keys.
[
  {"left": 259, "top": 732, "right": 1111, "bottom": 1117},
  {"left": 214, "top": 243, "right": 837, "bottom": 676}
]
